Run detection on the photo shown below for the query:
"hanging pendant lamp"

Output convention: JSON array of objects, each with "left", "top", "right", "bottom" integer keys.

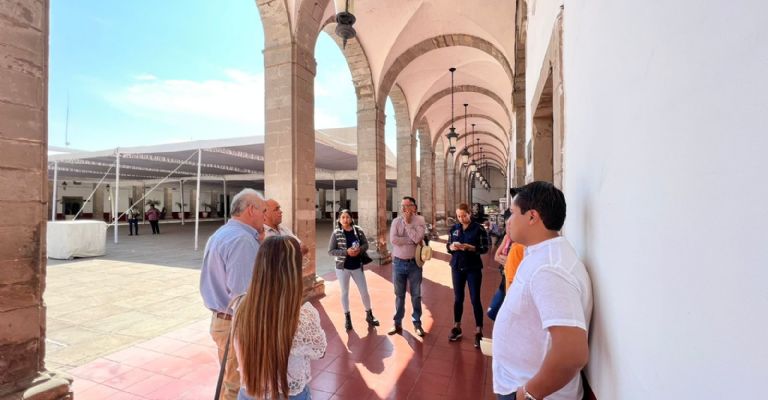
[
  {"left": 460, "top": 104, "right": 470, "bottom": 165},
  {"left": 446, "top": 68, "right": 458, "bottom": 154}
]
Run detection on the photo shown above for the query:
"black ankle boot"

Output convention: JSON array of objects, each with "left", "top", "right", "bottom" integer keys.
[
  {"left": 344, "top": 312, "right": 353, "bottom": 331},
  {"left": 365, "top": 310, "right": 380, "bottom": 327}
]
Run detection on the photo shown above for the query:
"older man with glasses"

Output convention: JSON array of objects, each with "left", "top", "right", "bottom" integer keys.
[
  {"left": 200, "top": 188, "right": 266, "bottom": 400},
  {"left": 388, "top": 196, "right": 427, "bottom": 336}
]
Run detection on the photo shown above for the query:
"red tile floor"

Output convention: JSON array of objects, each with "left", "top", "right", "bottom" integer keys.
[{"left": 68, "top": 241, "right": 502, "bottom": 399}]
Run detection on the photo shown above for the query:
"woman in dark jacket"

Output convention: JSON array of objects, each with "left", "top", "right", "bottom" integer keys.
[
  {"left": 328, "top": 209, "right": 380, "bottom": 331},
  {"left": 447, "top": 203, "right": 490, "bottom": 348}
]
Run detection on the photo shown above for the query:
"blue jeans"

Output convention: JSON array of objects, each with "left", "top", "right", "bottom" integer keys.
[
  {"left": 238, "top": 385, "right": 311, "bottom": 400},
  {"left": 497, "top": 393, "right": 516, "bottom": 400},
  {"left": 392, "top": 257, "right": 422, "bottom": 326},
  {"left": 128, "top": 218, "right": 139, "bottom": 235}
]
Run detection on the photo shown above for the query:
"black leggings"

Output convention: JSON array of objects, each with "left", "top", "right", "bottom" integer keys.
[
  {"left": 149, "top": 220, "right": 160, "bottom": 234},
  {"left": 452, "top": 267, "right": 483, "bottom": 328}
]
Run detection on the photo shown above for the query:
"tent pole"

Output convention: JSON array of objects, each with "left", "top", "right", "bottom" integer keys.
[
  {"left": 51, "top": 161, "right": 58, "bottom": 221},
  {"left": 194, "top": 149, "right": 202, "bottom": 251},
  {"left": 114, "top": 151, "right": 120, "bottom": 244}
]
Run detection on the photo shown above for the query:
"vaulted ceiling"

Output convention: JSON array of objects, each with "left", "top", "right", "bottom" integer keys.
[{"left": 300, "top": 0, "right": 516, "bottom": 171}]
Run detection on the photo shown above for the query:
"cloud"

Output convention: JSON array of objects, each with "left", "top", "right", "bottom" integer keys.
[
  {"left": 107, "top": 69, "right": 265, "bottom": 128},
  {"left": 108, "top": 67, "right": 360, "bottom": 138}
]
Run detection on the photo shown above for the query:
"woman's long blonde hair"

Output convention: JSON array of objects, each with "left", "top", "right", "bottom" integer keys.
[{"left": 233, "top": 235, "right": 304, "bottom": 399}]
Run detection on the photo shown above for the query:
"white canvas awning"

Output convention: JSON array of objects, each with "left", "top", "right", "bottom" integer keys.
[{"left": 47, "top": 128, "right": 398, "bottom": 188}]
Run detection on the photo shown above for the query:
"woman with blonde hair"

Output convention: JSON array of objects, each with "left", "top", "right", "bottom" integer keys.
[{"left": 231, "top": 235, "right": 326, "bottom": 400}]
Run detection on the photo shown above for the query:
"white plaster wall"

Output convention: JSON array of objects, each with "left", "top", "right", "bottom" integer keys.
[
  {"left": 562, "top": 1, "right": 768, "bottom": 398},
  {"left": 525, "top": 0, "right": 564, "bottom": 149}
]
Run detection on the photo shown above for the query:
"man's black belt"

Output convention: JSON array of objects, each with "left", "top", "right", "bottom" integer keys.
[{"left": 394, "top": 257, "right": 415, "bottom": 262}]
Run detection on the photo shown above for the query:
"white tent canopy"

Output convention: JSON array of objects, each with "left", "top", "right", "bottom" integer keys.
[
  {"left": 48, "top": 128, "right": 398, "bottom": 186},
  {"left": 47, "top": 128, "right": 399, "bottom": 249}
]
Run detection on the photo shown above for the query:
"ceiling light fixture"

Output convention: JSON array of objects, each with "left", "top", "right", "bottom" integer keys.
[
  {"left": 334, "top": 0, "right": 357, "bottom": 48},
  {"left": 460, "top": 104, "right": 470, "bottom": 165},
  {"left": 446, "top": 67, "right": 458, "bottom": 155}
]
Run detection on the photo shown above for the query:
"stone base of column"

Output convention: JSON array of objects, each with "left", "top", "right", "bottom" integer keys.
[
  {"left": 368, "top": 247, "right": 392, "bottom": 266},
  {"left": 0, "top": 371, "right": 73, "bottom": 400},
  {"left": 302, "top": 275, "right": 325, "bottom": 300}
]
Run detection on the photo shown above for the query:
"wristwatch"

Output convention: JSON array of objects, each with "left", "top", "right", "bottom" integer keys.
[{"left": 523, "top": 387, "right": 539, "bottom": 400}]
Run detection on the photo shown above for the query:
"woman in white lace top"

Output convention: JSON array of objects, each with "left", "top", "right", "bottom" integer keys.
[{"left": 231, "top": 235, "right": 327, "bottom": 400}]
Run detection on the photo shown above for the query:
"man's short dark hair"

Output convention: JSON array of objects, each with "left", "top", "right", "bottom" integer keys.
[
  {"left": 513, "top": 181, "right": 566, "bottom": 231},
  {"left": 403, "top": 196, "right": 417, "bottom": 210},
  {"left": 509, "top": 187, "right": 520, "bottom": 198}
]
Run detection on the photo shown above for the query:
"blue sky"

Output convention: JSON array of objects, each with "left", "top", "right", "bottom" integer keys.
[{"left": 49, "top": 1, "right": 397, "bottom": 152}]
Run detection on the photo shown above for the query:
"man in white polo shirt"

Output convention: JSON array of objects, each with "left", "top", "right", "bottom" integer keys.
[{"left": 492, "top": 181, "right": 593, "bottom": 400}]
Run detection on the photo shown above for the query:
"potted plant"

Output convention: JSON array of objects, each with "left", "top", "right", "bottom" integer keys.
[
  {"left": 201, "top": 203, "right": 214, "bottom": 218},
  {"left": 175, "top": 202, "right": 187, "bottom": 219}
]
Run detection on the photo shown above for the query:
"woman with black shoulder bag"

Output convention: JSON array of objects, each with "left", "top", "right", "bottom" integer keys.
[{"left": 328, "top": 209, "right": 380, "bottom": 331}]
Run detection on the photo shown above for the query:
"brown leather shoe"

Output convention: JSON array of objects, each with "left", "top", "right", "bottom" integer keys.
[{"left": 387, "top": 325, "right": 402, "bottom": 335}]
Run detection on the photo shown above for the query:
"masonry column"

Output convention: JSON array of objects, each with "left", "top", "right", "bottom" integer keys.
[
  {"left": 531, "top": 118, "right": 554, "bottom": 183},
  {"left": 263, "top": 42, "right": 321, "bottom": 297},
  {"left": 163, "top": 187, "right": 173, "bottom": 219},
  {"left": 92, "top": 183, "right": 104, "bottom": 221},
  {"left": 446, "top": 154, "right": 456, "bottom": 218},
  {"left": 0, "top": 1, "right": 73, "bottom": 398},
  {"left": 339, "top": 188, "right": 347, "bottom": 211},
  {"left": 514, "top": 109, "right": 526, "bottom": 186},
  {"left": 434, "top": 141, "right": 446, "bottom": 228},
  {"left": 131, "top": 185, "right": 144, "bottom": 216},
  {"left": 189, "top": 189, "right": 197, "bottom": 218},
  {"left": 357, "top": 105, "right": 391, "bottom": 264},
  {"left": 318, "top": 188, "right": 326, "bottom": 219},
  {"left": 209, "top": 191, "right": 218, "bottom": 217},
  {"left": 418, "top": 130, "right": 434, "bottom": 226},
  {"left": 396, "top": 131, "right": 416, "bottom": 201}
]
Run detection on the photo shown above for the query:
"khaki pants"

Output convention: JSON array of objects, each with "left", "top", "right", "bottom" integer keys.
[{"left": 210, "top": 313, "right": 239, "bottom": 400}]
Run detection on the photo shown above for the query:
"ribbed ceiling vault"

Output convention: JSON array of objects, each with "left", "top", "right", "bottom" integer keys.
[{"left": 305, "top": 0, "right": 515, "bottom": 166}]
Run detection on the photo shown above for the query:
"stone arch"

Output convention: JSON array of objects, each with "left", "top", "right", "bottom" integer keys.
[
  {"left": 413, "top": 85, "right": 511, "bottom": 133},
  {"left": 389, "top": 84, "right": 417, "bottom": 201},
  {"left": 318, "top": 17, "right": 390, "bottom": 263},
  {"left": 432, "top": 114, "right": 508, "bottom": 148},
  {"left": 256, "top": 0, "right": 293, "bottom": 47},
  {"left": 320, "top": 22, "right": 377, "bottom": 109},
  {"left": 294, "top": 0, "right": 331, "bottom": 54},
  {"left": 377, "top": 34, "right": 514, "bottom": 108}
]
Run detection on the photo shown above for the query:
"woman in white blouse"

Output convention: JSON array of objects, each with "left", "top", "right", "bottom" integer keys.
[{"left": 231, "top": 235, "right": 327, "bottom": 400}]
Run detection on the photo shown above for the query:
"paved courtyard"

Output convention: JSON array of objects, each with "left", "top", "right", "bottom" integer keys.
[{"left": 45, "top": 220, "right": 501, "bottom": 399}]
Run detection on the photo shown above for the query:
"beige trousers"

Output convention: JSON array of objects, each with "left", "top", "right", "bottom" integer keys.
[{"left": 210, "top": 313, "right": 240, "bottom": 400}]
